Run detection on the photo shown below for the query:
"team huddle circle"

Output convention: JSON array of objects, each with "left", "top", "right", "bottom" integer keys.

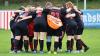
[{"left": 9, "top": 1, "right": 89, "bottom": 54}]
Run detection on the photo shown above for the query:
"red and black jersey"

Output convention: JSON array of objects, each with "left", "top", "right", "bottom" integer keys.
[
  {"left": 27, "top": 21, "right": 34, "bottom": 37},
  {"left": 49, "top": 9, "right": 61, "bottom": 18}
]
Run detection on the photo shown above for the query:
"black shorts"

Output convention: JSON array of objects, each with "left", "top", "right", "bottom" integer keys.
[
  {"left": 14, "top": 21, "right": 28, "bottom": 36},
  {"left": 10, "top": 20, "right": 16, "bottom": 35},
  {"left": 34, "top": 17, "right": 47, "bottom": 32},
  {"left": 10, "top": 24, "right": 16, "bottom": 36},
  {"left": 65, "top": 20, "right": 77, "bottom": 36},
  {"left": 47, "top": 26, "right": 62, "bottom": 36},
  {"left": 76, "top": 22, "right": 84, "bottom": 35}
]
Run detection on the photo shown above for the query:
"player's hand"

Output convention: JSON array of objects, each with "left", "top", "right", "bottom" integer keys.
[
  {"left": 17, "top": 19, "right": 22, "bottom": 22},
  {"left": 66, "top": 8, "right": 72, "bottom": 12}
]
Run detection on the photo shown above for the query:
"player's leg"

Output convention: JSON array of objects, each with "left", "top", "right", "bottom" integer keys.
[
  {"left": 46, "top": 36, "right": 52, "bottom": 53},
  {"left": 14, "top": 35, "right": 21, "bottom": 53},
  {"left": 23, "top": 35, "right": 29, "bottom": 52},
  {"left": 66, "top": 21, "right": 77, "bottom": 53},
  {"left": 33, "top": 32, "right": 38, "bottom": 53},
  {"left": 75, "top": 26, "right": 89, "bottom": 52},
  {"left": 58, "top": 31, "right": 65, "bottom": 51},
  {"left": 10, "top": 32, "right": 15, "bottom": 52},
  {"left": 13, "top": 27, "right": 21, "bottom": 53},
  {"left": 39, "top": 32, "right": 45, "bottom": 53},
  {"left": 46, "top": 28, "right": 53, "bottom": 53},
  {"left": 29, "top": 36, "right": 33, "bottom": 51},
  {"left": 54, "top": 36, "right": 59, "bottom": 54},
  {"left": 18, "top": 36, "right": 23, "bottom": 52}
]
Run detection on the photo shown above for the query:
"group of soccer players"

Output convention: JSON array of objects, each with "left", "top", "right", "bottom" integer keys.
[{"left": 10, "top": 1, "right": 89, "bottom": 54}]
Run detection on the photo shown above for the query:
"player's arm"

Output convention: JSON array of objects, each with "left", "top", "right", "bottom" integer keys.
[
  {"left": 65, "top": 13, "right": 76, "bottom": 18},
  {"left": 21, "top": 16, "right": 32, "bottom": 20},
  {"left": 18, "top": 12, "right": 36, "bottom": 22},
  {"left": 73, "top": 6, "right": 82, "bottom": 14}
]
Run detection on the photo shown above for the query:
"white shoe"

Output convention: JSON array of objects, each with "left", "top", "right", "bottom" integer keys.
[
  {"left": 17, "top": 50, "right": 21, "bottom": 53},
  {"left": 9, "top": 51, "right": 14, "bottom": 53},
  {"left": 73, "top": 50, "right": 80, "bottom": 53},
  {"left": 9, "top": 51, "right": 17, "bottom": 54}
]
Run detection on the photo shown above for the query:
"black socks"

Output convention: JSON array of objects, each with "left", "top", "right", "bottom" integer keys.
[
  {"left": 11, "top": 38, "right": 14, "bottom": 51},
  {"left": 58, "top": 38, "right": 62, "bottom": 49},
  {"left": 76, "top": 39, "right": 82, "bottom": 50},
  {"left": 39, "top": 40, "right": 44, "bottom": 51},
  {"left": 14, "top": 39, "right": 19, "bottom": 52},
  {"left": 34, "top": 39, "right": 38, "bottom": 51},
  {"left": 54, "top": 42, "right": 59, "bottom": 52},
  {"left": 46, "top": 42, "right": 51, "bottom": 51},
  {"left": 24, "top": 40, "right": 29, "bottom": 52}
]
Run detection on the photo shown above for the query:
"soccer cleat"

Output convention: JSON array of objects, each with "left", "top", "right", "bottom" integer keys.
[
  {"left": 84, "top": 47, "right": 89, "bottom": 52},
  {"left": 9, "top": 51, "right": 17, "bottom": 54},
  {"left": 17, "top": 50, "right": 21, "bottom": 53},
  {"left": 73, "top": 50, "right": 80, "bottom": 53},
  {"left": 65, "top": 50, "right": 71, "bottom": 53},
  {"left": 33, "top": 50, "right": 37, "bottom": 54},
  {"left": 54, "top": 51, "right": 57, "bottom": 54},
  {"left": 72, "top": 50, "right": 84, "bottom": 53},
  {"left": 9, "top": 51, "right": 14, "bottom": 53},
  {"left": 40, "top": 51, "right": 44, "bottom": 54}
]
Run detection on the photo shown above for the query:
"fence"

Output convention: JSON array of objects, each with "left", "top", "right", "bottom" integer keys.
[{"left": 0, "top": 10, "right": 14, "bottom": 30}]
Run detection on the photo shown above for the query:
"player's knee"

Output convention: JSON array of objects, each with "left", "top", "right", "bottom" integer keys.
[
  {"left": 23, "top": 36, "right": 29, "bottom": 40},
  {"left": 54, "top": 36, "right": 59, "bottom": 42},
  {"left": 15, "top": 36, "right": 21, "bottom": 40}
]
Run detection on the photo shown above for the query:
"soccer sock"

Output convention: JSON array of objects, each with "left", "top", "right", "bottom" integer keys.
[
  {"left": 46, "top": 42, "right": 51, "bottom": 51},
  {"left": 76, "top": 39, "right": 82, "bottom": 50},
  {"left": 59, "top": 38, "right": 62, "bottom": 49},
  {"left": 80, "top": 39, "right": 88, "bottom": 48},
  {"left": 11, "top": 38, "right": 14, "bottom": 51},
  {"left": 34, "top": 39, "right": 38, "bottom": 51},
  {"left": 24, "top": 40, "right": 29, "bottom": 52},
  {"left": 29, "top": 37, "right": 33, "bottom": 51},
  {"left": 67, "top": 40, "right": 71, "bottom": 51},
  {"left": 71, "top": 39, "right": 74, "bottom": 51},
  {"left": 39, "top": 40, "right": 44, "bottom": 51},
  {"left": 14, "top": 39, "right": 19, "bottom": 52},
  {"left": 18, "top": 38, "right": 23, "bottom": 51},
  {"left": 29, "top": 42, "right": 33, "bottom": 51},
  {"left": 54, "top": 42, "right": 59, "bottom": 52}
]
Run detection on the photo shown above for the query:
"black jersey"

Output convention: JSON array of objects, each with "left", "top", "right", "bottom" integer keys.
[
  {"left": 74, "top": 11, "right": 83, "bottom": 23},
  {"left": 16, "top": 11, "right": 36, "bottom": 25}
]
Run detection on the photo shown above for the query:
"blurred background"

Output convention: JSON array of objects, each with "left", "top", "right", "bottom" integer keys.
[{"left": 0, "top": 0, "right": 100, "bottom": 10}]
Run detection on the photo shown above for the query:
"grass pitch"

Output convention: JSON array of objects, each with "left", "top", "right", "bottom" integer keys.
[{"left": 0, "top": 29, "right": 100, "bottom": 56}]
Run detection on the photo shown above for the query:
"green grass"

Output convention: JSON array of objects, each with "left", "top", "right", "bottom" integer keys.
[{"left": 0, "top": 29, "right": 100, "bottom": 56}]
